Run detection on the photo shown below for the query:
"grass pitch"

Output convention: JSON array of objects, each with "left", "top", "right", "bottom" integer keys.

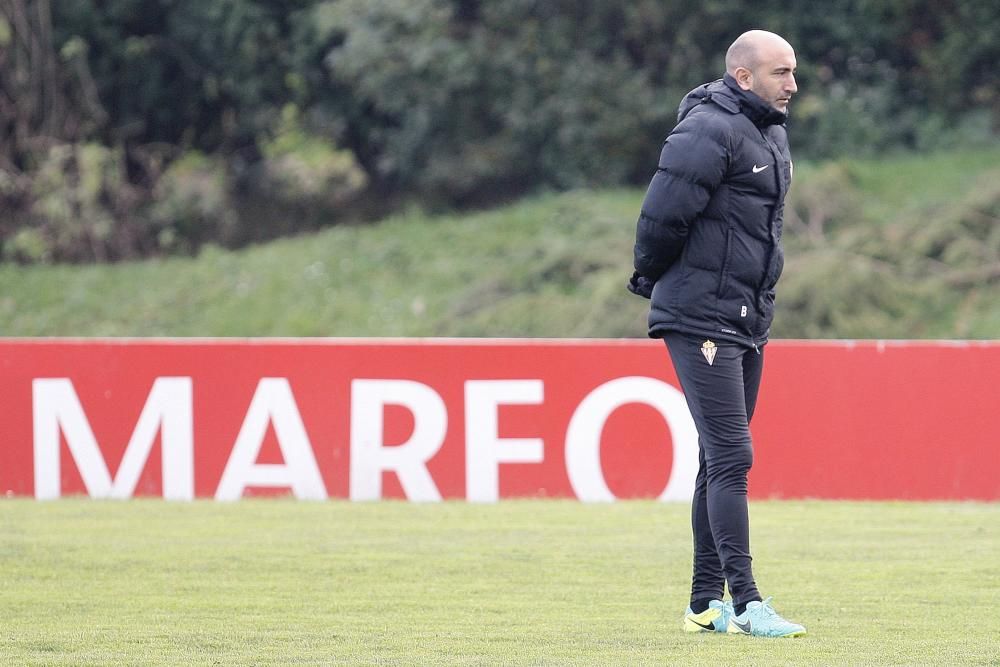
[{"left": 1, "top": 499, "right": 998, "bottom": 666}]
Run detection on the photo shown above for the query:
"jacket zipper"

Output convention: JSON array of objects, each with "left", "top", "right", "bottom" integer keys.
[{"left": 752, "top": 131, "right": 787, "bottom": 338}]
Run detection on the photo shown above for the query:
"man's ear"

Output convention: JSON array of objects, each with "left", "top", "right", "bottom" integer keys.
[{"left": 733, "top": 66, "right": 754, "bottom": 91}]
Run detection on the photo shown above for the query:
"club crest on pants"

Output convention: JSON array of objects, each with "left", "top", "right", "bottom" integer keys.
[{"left": 701, "top": 340, "right": 717, "bottom": 366}]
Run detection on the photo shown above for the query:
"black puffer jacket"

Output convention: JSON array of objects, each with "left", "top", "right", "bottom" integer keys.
[{"left": 632, "top": 74, "right": 792, "bottom": 348}]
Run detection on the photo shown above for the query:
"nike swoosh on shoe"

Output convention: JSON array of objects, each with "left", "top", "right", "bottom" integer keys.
[{"left": 731, "top": 618, "right": 752, "bottom": 633}]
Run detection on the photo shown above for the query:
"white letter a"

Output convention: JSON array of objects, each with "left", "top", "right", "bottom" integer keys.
[{"left": 215, "top": 378, "right": 327, "bottom": 500}]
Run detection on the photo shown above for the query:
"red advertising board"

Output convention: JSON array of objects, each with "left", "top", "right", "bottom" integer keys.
[{"left": 0, "top": 338, "right": 996, "bottom": 501}]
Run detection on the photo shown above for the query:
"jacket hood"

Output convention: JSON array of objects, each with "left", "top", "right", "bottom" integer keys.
[
  {"left": 677, "top": 74, "right": 786, "bottom": 127},
  {"left": 677, "top": 78, "right": 734, "bottom": 122}
]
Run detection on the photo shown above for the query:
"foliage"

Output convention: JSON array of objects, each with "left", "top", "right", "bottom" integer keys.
[
  {"left": 2, "top": 148, "right": 998, "bottom": 340},
  {"left": 3, "top": 142, "right": 149, "bottom": 263},
  {"left": 323, "top": 0, "right": 1000, "bottom": 202},
  {"left": 1, "top": 0, "right": 999, "bottom": 262},
  {"left": 46, "top": 0, "right": 314, "bottom": 151},
  {"left": 778, "top": 160, "right": 1000, "bottom": 339},
  {"left": 240, "top": 104, "right": 368, "bottom": 242},
  {"left": 148, "top": 151, "right": 234, "bottom": 254},
  {"left": 783, "top": 161, "right": 862, "bottom": 242},
  {"left": 0, "top": 0, "right": 363, "bottom": 261},
  {"left": 323, "top": 0, "right": 672, "bottom": 204}
]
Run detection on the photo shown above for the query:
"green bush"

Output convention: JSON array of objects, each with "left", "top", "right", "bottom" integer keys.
[
  {"left": 13, "top": 143, "right": 138, "bottom": 263},
  {"left": 783, "top": 162, "right": 862, "bottom": 241},
  {"left": 776, "top": 162, "right": 1000, "bottom": 339},
  {"left": 257, "top": 105, "right": 367, "bottom": 211},
  {"left": 149, "top": 152, "right": 235, "bottom": 254},
  {"left": 323, "top": 0, "right": 673, "bottom": 204}
]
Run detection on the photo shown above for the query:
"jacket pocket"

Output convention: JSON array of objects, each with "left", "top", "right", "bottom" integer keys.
[{"left": 716, "top": 227, "right": 734, "bottom": 298}]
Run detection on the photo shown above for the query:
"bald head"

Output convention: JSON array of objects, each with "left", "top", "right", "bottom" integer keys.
[
  {"left": 725, "top": 30, "right": 798, "bottom": 112},
  {"left": 725, "top": 30, "right": 794, "bottom": 75}
]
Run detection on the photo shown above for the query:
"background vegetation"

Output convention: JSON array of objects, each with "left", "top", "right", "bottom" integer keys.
[
  {"left": 2, "top": 0, "right": 998, "bottom": 261},
  {"left": 1, "top": 1, "right": 997, "bottom": 338},
  {"left": 3, "top": 147, "right": 998, "bottom": 339}
]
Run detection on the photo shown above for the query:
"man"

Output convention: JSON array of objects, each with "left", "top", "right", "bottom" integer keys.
[{"left": 629, "top": 30, "right": 806, "bottom": 638}]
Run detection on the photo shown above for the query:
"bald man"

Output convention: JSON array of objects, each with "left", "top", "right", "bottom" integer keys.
[{"left": 629, "top": 31, "right": 806, "bottom": 637}]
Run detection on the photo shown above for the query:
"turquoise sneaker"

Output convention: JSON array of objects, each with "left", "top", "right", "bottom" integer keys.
[
  {"left": 727, "top": 597, "right": 806, "bottom": 637},
  {"left": 683, "top": 599, "right": 734, "bottom": 633}
]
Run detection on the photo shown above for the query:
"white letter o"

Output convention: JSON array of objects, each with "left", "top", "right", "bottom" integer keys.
[{"left": 565, "top": 376, "right": 698, "bottom": 502}]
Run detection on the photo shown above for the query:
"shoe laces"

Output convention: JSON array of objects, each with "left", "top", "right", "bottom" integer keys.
[{"left": 757, "top": 596, "right": 779, "bottom": 619}]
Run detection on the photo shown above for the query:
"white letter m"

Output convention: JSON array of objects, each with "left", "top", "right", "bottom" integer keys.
[{"left": 32, "top": 378, "right": 194, "bottom": 500}]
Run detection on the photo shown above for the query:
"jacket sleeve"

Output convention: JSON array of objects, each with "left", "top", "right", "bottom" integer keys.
[{"left": 633, "top": 113, "right": 731, "bottom": 280}]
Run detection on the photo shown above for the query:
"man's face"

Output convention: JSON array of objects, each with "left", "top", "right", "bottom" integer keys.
[{"left": 748, "top": 45, "right": 798, "bottom": 112}]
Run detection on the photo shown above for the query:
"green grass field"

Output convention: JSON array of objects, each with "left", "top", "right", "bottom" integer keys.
[{"left": 2, "top": 499, "right": 998, "bottom": 666}]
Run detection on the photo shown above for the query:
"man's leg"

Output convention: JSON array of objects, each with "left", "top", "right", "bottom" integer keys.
[
  {"left": 688, "top": 442, "right": 725, "bottom": 605},
  {"left": 664, "top": 333, "right": 761, "bottom": 609}
]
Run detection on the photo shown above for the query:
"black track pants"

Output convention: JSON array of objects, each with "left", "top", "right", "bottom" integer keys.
[{"left": 663, "top": 332, "right": 763, "bottom": 608}]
